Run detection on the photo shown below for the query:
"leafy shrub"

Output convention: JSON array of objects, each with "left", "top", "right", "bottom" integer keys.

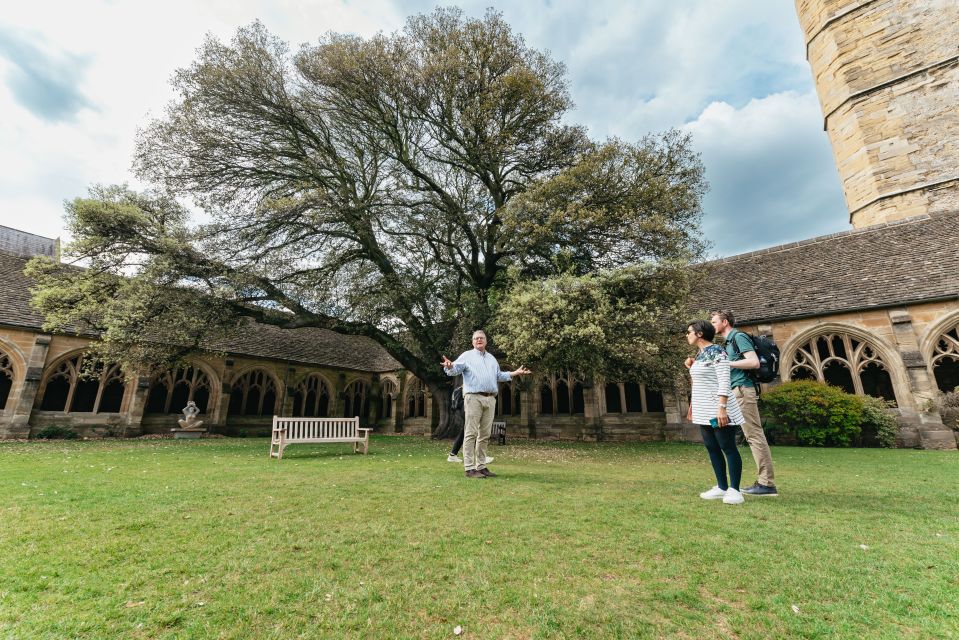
[
  {"left": 934, "top": 388, "right": 959, "bottom": 431},
  {"left": 859, "top": 396, "right": 899, "bottom": 448},
  {"left": 760, "top": 381, "right": 863, "bottom": 447},
  {"left": 33, "top": 425, "right": 79, "bottom": 440}
]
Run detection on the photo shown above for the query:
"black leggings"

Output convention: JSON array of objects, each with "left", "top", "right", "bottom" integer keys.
[
  {"left": 450, "top": 426, "right": 465, "bottom": 456},
  {"left": 700, "top": 425, "right": 742, "bottom": 491}
]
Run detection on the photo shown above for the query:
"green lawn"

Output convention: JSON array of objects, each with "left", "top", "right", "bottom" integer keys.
[{"left": 1, "top": 437, "right": 958, "bottom": 639}]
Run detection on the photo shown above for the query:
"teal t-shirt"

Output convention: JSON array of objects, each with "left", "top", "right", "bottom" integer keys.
[{"left": 723, "top": 329, "right": 755, "bottom": 389}]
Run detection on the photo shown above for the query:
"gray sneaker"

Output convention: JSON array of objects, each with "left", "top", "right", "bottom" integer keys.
[{"left": 742, "top": 483, "right": 778, "bottom": 497}]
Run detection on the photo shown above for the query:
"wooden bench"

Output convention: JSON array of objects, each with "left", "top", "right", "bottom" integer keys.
[
  {"left": 270, "top": 416, "right": 371, "bottom": 460},
  {"left": 492, "top": 421, "right": 507, "bottom": 446}
]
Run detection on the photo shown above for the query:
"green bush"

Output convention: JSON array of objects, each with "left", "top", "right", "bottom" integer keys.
[
  {"left": 934, "top": 388, "right": 959, "bottom": 431},
  {"left": 33, "top": 425, "right": 79, "bottom": 440},
  {"left": 760, "top": 381, "right": 863, "bottom": 447},
  {"left": 859, "top": 396, "right": 899, "bottom": 448}
]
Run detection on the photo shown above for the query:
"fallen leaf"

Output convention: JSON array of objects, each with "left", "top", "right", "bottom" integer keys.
[
  {"left": 791, "top": 605, "right": 800, "bottom": 614},
  {"left": 859, "top": 544, "right": 869, "bottom": 550},
  {"left": 125, "top": 601, "right": 145, "bottom": 608},
  {"left": 453, "top": 625, "right": 463, "bottom": 635}
]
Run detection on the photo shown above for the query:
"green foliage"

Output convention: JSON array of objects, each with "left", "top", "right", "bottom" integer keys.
[
  {"left": 492, "top": 263, "right": 690, "bottom": 387},
  {"left": 760, "top": 381, "right": 863, "bottom": 447},
  {"left": 859, "top": 395, "right": 900, "bottom": 448},
  {"left": 32, "top": 425, "right": 79, "bottom": 440},
  {"left": 30, "top": 9, "right": 707, "bottom": 434},
  {"left": 934, "top": 388, "right": 959, "bottom": 431}
]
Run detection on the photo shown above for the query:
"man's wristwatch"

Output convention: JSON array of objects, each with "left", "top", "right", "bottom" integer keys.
[{"left": 718, "top": 404, "right": 727, "bottom": 408}]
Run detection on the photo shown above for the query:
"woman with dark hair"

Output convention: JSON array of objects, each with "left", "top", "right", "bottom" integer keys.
[{"left": 684, "top": 319, "right": 746, "bottom": 505}]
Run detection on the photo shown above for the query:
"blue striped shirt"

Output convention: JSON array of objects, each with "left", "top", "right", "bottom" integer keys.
[{"left": 444, "top": 349, "right": 512, "bottom": 393}]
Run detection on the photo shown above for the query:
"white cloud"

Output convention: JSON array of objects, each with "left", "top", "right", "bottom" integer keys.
[
  {"left": 0, "top": 1, "right": 849, "bottom": 257},
  {"left": 684, "top": 91, "right": 849, "bottom": 256}
]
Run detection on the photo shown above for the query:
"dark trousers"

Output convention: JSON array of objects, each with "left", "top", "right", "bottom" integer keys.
[
  {"left": 450, "top": 426, "right": 465, "bottom": 456},
  {"left": 700, "top": 425, "right": 742, "bottom": 491}
]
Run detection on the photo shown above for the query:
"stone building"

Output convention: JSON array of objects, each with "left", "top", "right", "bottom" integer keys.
[{"left": 1, "top": 0, "right": 957, "bottom": 447}]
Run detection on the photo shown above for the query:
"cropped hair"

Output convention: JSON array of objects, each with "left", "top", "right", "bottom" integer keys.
[
  {"left": 711, "top": 309, "right": 736, "bottom": 326},
  {"left": 472, "top": 329, "right": 487, "bottom": 339},
  {"left": 688, "top": 320, "right": 715, "bottom": 342}
]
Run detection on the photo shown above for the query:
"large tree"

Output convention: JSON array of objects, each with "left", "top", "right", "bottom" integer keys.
[{"left": 29, "top": 8, "right": 706, "bottom": 436}]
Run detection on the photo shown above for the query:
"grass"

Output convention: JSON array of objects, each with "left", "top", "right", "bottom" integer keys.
[{"left": 1, "top": 436, "right": 958, "bottom": 639}]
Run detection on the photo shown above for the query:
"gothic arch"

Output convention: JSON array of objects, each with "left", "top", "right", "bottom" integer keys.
[
  {"left": 404, "top": 377, "right": 428, "bottom": 419},
  {"left": 227, "top": 367, "right": 281, "bottom": 417},
  {"left": 145, "top": 360, "right": 220, "bottom": 415},
  {"left": 780, "top": 323, "right": 907, "bottom": 405},
  {"left": 380, "top": 375, "right": 399, "bottom": 420},
  {"left": 0, "top": 338, "right": 25, "bottom": 414},
  {"left": 36, "top": 349, "right": 130, "bottom": 414},
  {"left": 290, "top": 372, "right": 334, "bottom": 417},
  {"left": 919, "top": 311, "right": 959, "bottom": 392}
]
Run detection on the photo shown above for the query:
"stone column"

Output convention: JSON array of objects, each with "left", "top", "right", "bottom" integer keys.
[
  {"left": 4, "top": 334, "right": 52, "bottom": 438},
  {"left": 213, "top": 359, "right": 235, "bottom": 434},
  {"left": 122, "top": 374, "right": 151, "bottom": 437},
  {"left": 888, "top": 309, "right": 955, "bottom": 449}
]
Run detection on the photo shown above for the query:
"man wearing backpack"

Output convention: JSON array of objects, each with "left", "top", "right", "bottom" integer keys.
[{"left": 710, "top": 310, "right": 778, "bottom": 496}]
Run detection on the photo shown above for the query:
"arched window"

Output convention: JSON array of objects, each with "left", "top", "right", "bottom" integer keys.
[
  {"left": 931, "top": 323, "right": 959, "bottom": 392},
  {"left": 604, "top": 382, "right": 665, "bottom": 414},
  {"left": 405, "top": 378, "right": 427, "bottom": 418},
  {"left": 381, "top": 379, "right": 398, "bottom": 419},
  {"left": 345, "top": 379, "right": 370, "bottom": 419},
  {"left": 146, "top": 366, "right": 213, "bottom": 414},
  {"left": 539, "top": 372, "right": 585, "bottom": 416},
  {"left": 228, "top": 369, "right": 279, "bottom": 417},
  {"left": 0, "top": 351, "right": 13, "bottom": 412},
  {"left": 788, "top": 333, "right": 896, "bottom": 403},
  {"left": 39, "top": 354, "right": 127, "bottom": 413},
  {"left": 291, "top": 374, "right": 332, "bottom": 417},
  {"left": 497, "top": 380, "right": 521, "bottom": 417}
]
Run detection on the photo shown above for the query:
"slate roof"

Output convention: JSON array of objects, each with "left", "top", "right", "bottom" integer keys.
[
  {"left": 691, "top": 212, "right": 959, "bottom": 325},
  {"left": 0, "top": 250, "right": 401, "bottom": 373}
]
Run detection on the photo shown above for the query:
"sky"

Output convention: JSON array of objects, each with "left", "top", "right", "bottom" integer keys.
[{"left": 0, "top": 0, "right": 849, "bottom": 257}]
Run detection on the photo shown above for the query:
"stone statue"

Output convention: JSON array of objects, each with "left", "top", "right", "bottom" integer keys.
[{"left": 177, "top": 401, "right": 205, "bottom": 431}]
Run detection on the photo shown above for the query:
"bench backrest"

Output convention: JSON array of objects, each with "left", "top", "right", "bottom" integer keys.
[{"left": 273, "top": 416, "right": 361, "bottom": 440}]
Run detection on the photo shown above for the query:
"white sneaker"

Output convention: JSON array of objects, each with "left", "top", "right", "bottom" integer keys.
[
  {"left": 723, "top": 488, "right": 745, "bottom": 505},
  {"left": 484, "top": 456, "right": 494, "bottom": 464},
  {"left": 699, "top": 486, "right": 726, "bottom": 500},
  {"left": 447, "top": 454, "right": 462, "bottom": 462}
]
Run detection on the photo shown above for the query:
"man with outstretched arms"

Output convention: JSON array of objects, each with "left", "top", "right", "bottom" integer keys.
[{"left": 441, "top": 330, "right": 531, "bottom": 478}]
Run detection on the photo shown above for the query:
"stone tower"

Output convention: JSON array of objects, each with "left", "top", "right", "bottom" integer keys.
[{"left": 795, "top": 0, "right": 959, "bottom": 228}]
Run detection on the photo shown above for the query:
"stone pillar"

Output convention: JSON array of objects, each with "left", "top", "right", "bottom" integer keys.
[
  {"left": 213, "top": 359, "right": 235, "bottom": 434},
  {"left": 887, "top": 309, "right": 955, "bottom": 449},
  {"left": 581, "top": 382, "right": 602, "bottom": 442},
  {"left": 122, "top": 374, "right": 151, "bottom": 437},
  {"left": 5, "top": 334, "right": 52, "bottom": 438}
]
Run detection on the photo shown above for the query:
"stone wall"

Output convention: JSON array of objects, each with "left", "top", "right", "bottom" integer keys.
[{"left": 796, "top": 0, "right": 959, "bottom": 227}]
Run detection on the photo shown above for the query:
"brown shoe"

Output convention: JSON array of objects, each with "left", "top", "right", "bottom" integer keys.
[
  {"left": 478, "top": 468, "right": 497, "bottom": 477},
  {"left": 465, "top": 470, "right": 485, "bottom": 478}
]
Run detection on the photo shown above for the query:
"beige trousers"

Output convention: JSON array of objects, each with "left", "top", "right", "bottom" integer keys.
[
  {"left": 463, "top": 393, "right": 496, "bottom": 471},
  {"left": 733, "top": 385, "right": 775, "bottom": 486}
]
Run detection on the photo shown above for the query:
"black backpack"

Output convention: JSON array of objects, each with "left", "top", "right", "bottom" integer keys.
[
  {"left": 729, "top": 330, "right": 780, "bottom": 384},
  {"left": 450, "top": 386, "right": 464, "bottom": 412}
]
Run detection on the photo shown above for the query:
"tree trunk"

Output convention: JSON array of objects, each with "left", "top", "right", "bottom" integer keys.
[{"left": 429, "top": 381, "right": 457, "bottom": 439}]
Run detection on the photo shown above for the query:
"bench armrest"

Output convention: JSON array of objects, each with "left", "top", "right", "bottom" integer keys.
[{"left": 358, "top": 428, "right": 372, "bottom": 433}]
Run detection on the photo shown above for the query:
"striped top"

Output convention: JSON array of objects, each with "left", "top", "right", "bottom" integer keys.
[{"left": 689, "top": 345, "right": 744, "bottom": 426}]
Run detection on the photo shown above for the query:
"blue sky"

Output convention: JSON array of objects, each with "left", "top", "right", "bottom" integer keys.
[{"left": 0, "top": 1, "right": 849, "bottom": 257}]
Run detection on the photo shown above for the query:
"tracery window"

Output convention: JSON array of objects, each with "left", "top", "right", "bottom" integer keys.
[
  {"left": 146, "top": 366, "right": 212, "bottom": 414},
  {"left": 539, "top": 372, "right": 585, "bottom": 416},
  {"left": 39, "top": 354, "right": 127, "bottom": 413},
  {"left": 787, "top": 333, "right": 896, "bottom": 402},
  {"left": 228, "top": 369, "right": 279, "bottom": 417},
  {"left": 604, "top": 382, "right": 665, "bottom": 414},
  {"left": 931, "top": 323, "right": 959, "bottom": 392},
  {"left": 345, "top": 379, "right": 370, "bottom": 418},
  {"left": 405, "top": 378, "right": 427, "bottom": 418},
  {"left": 497, "top": 380, "right": 522, "bottom": 417},
  {"left": 291, "top": 374, "right": 332, "bottom": 417},
  {"left": 0, "top": 351, "right": 14, "bottom": 411},
  {"left": 381, "top": 379, "right": 398, "bottom": 419}
]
